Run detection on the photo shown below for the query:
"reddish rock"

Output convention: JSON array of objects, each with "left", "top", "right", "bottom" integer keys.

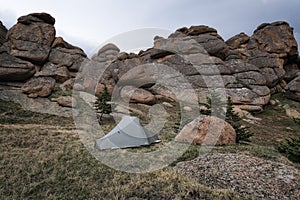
[
  {"left": 226, "top": 32, "right": 250, "bottom": 49},
  {"left": 52, "top": 96, "right": 76, "bottom": 108},
  {"left": 8, "top": 13, "right": 56, "bottom": 64},
  {"left": 175, "top": 116, "right": 236, "bottom": 145},
  {"left": 120, "top": 85, "right": 156, "bottom": 105},
  {"left": 251, "top": 21, "right": 298, "bottom": 57},
  {"left": 22, "top": 77, "right": 55, "bottom": 97}
]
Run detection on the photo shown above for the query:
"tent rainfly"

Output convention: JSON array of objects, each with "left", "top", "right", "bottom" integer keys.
[{"left": 95, "top": 116, "right": 160, "bottom": 150}]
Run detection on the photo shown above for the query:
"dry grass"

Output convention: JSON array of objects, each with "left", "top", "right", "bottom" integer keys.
[
  {"left": 1, "top": 92, "right": 299, "bottom": 199},
  {"left": 0, "top": 99, "right": 242, "bottom": 199}
]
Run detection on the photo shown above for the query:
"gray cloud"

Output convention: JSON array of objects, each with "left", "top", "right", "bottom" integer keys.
[{"left": 0, "top": 0, "right": 299, "bottom": 54}]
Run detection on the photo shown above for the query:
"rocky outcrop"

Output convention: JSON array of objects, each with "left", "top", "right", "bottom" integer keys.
[
  {"left": 1, "top": 12, "right": 299, "bottom": 112},
  {"left": 7, "top": 13, "right": 56, "bottom": 64},
  {"left": 250, "top": 21, "right": 298, "bottom": 57},
  {"left": 225, "top": 22, "right": 299, "bottom": 97},
  {"left": 0, "top": 12, "right": 86, "bottom": 111},
  {"left": 0, "top": 21, "right": 7, "bottom": 45},
  {"left": 87, "top": 20, "right": 299, "bottom": 111},
  {"left": 175, "top": 116, "right": 236, "bottom": 145}
]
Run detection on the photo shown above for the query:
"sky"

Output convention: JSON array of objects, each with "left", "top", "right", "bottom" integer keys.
[{"left": 0, "top": 0, "right": 299, "bottom": 56}]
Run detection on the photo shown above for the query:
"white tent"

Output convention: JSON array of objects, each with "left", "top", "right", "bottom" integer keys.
[{"left": 95, "top": 116, "right": 160, "bottom": 150}]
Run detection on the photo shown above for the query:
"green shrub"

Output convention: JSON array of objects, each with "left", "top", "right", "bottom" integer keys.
[
  {"left": 225, "top": 97, "right": 253, "bottom": 143},
  {"left": 277, "top": 137, "right": 300, "bottom": 163},
  {"left": 293, "top": 117, "right": 300, "bottom": 125}
]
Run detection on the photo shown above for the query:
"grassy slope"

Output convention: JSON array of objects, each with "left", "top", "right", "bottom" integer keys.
[
  {"left": 0, "top": 92, "right": 299, "bottom": 199},
  {"left": 0, "top": 99, "right": 241, "bottom": 199}
]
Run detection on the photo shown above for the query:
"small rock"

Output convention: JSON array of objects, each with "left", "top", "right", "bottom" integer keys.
[
  {"left": 270, "top": 99, "right": 277, "bottom": 106},
  {"left": 283, "top": 104, "right": 300, "bottom": 119},
  {"left": 162, "top": 102, "right": 173, "bottom": 108},
  {"left": 54, "top": 96, "right": 76, "bottom": 108},
  {"left": 183, "top": 106, "right": 192, "bottom": 112}
]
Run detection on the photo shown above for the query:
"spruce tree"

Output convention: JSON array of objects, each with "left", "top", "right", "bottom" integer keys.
[{"left": 95, "top": 84, "right": 111, "bottom": 122}]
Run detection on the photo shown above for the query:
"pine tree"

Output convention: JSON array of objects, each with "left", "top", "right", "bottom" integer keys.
[
  {"left": 225, "top": 96, "right": 253, "bottom": 143},
  {"left": 95, "top": 84, "right": 111, "bottom": 122},
  {"left": 278, "top": 136, "right": 300, "bottom": 163}
]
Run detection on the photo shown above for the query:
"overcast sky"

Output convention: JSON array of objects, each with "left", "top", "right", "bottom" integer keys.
[{"left": 0, "top": 0, "right": 299, "bottom": 56}]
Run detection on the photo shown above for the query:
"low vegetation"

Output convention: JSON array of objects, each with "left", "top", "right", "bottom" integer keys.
[
  {"left": 0, "top": 90, "right": 299, "bottom": 198},
  {"left": 278, "top": 136, "right": 300, "bottom": 163},
  {"left": 0, "top": 99, "right": 241, "bottom": 199}
]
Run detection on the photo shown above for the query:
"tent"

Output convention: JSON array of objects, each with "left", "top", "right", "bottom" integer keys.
[{"left": 95, "top": 116, "right": 160, "bottom": 150}]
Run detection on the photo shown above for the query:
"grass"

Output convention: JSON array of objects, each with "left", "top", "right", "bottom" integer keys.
[
  {"left": 0, "top": 99, "right": 242, "bottom": 199},
  {"left": 1, "top": 91, "right": 299, "bottom": 198}
]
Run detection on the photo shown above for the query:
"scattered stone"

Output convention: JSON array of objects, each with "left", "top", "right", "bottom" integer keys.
[
  {"left": 283, "top": 104, "right": 300, "bottom": 119},
  {"left": 162, "top": 102, "right": 173, "bottom": 108},
  {"left": 175, "top": 153, "right": 300, "bottom": 200}
]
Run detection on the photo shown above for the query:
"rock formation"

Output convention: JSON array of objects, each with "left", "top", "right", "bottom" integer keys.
[
  {"left": 0, "top": 13, "right": 87, "bottom": 107},
  {"left": 0, "top": 12, "right": 299, "bottom": 112}
]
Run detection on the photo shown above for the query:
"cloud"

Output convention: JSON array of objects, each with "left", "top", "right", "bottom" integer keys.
[{"left": 0, "top": 0, "right": 299, "bottom": 53}]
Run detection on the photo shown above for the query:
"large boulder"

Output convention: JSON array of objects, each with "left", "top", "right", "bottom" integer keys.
[
  {"left": 21, "top": 77, "right": 56, "bottom": 97},
  {"left": 35, "top": 62, "right": 70, "bottom": 83},
  {"left": 120, "top": 85, "right": 156, "bottom": 105},
  {"left": 0, "top": 52, "right": 36, "bottom": 81},
  {"left": 285, "top": 74, "right": 300, "bottom": 101},
  {"left": 175, "top": 116, "right": 236, "bottom": 145},
  {"left": 7, "top": 13, "right": 56, "bottom": 64},
  {"left": 0, "top": 21, "right": 8, "bottom": 45},
  {"left": 169, "top": 25, "right": 228, "bottom": 60},
  {"left": 249, "top": 21, "right": 298, "bottom": 58},
  {"left": 49, "top": 37, "right": 86, "bottom": 72},
  {"left": 92, "top": 43, "right": 120, "bottom": 63},
  {"left": 226, "top": 32, "right": 250, "bottom": 49}
]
